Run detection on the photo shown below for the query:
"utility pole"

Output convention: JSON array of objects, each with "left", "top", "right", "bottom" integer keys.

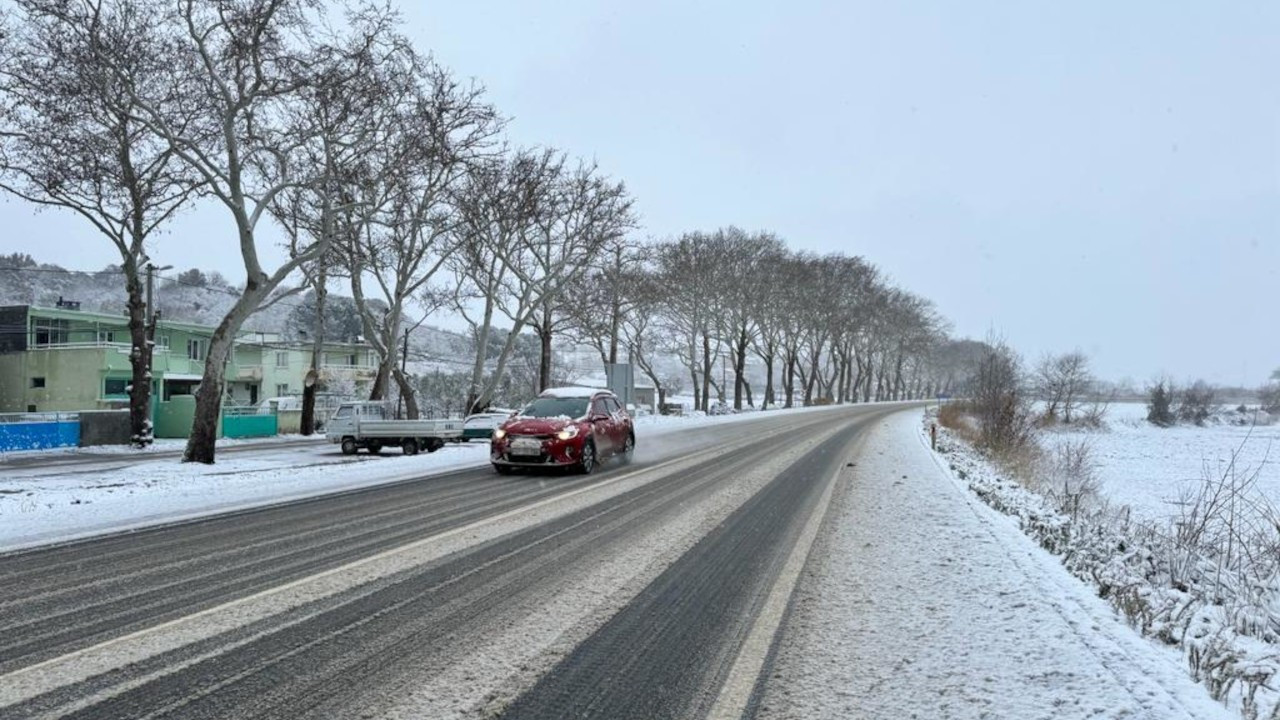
[
  {"left": 720, "top": 352, "right": 727, "bottom": 404},
  {"left": 145, "top": 265, "right": 172, "bottom": 376}
]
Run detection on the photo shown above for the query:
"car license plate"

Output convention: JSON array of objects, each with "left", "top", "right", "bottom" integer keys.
[{"left": 510, "top": 438, "right": 542, "bottom": 456}]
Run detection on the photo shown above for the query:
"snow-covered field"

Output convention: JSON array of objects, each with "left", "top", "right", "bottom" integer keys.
[
  {"left": 1042, "top": 402, "right": 1280, "bottom": 521},
  {"left": 0, "top": 404, "right": 858, "bottom": 552}
]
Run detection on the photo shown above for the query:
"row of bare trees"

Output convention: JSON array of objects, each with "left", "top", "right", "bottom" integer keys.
[
  {"left": 0, "top": 0, "right": 636, "bottom": 462},
  {"left": 553, "top": 227, "right": 960, "bottom": 413},
  {"left": 1, "top": 0, "right": 967, "bottom": 463}
]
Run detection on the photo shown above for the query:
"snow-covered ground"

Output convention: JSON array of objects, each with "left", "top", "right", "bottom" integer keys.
[
  {"left": 1042, "top": 402, "right": 1280, "bottom": 521},
  {"left": 0, "top": 404, "right": 861, "bottom": 552},
  {"left": 757, "top": 411, "right": 1234, "bottom": 720}
]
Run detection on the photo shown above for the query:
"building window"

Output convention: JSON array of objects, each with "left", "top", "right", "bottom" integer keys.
[
  {"left": 347, "top": 353, "right": 358, "bottom": 366},
  {"left": 97, "top": 330, "right": 116, "bottom": 344},
  {"left": 33, "top": 319, "right": 69, "bottom": 346},
  {"left": 157, "top": 335, "right": 170, "bottom": 350},
  {"left": 163, "top": 379, "right": 199, "bottom": 401},
  {"left": 275, "top": 351, "right": 289, "bottom": 368},
  {"left": 104, "top": 377, "right": 129, "bottom": 397},
  {"left": 187, "top": 338, "right": 205, "bottom": 361},
  {"left": 275, "top": 383, "right": 289, "bottom": 396},
  {"left": 31, "top": 377, "right": 45, "bottom": 389}
]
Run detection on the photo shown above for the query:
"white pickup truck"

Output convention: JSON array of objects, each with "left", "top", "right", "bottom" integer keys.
[{"left": 325, "top": 401, "right": 463, "bottom": 455}]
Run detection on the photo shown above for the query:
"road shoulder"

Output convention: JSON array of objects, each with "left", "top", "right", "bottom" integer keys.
[{"left": 751, "top": 409, "right": 1233, "bottom": 720}]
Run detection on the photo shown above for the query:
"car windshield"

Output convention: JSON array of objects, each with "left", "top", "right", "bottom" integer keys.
[{"left": 519, "top": 397, "right": 590, "bottom": 419}]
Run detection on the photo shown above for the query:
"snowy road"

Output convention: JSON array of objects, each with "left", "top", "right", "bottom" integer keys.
[{"left": 0, "top": 406, "right": 1233, "bottom": 719}]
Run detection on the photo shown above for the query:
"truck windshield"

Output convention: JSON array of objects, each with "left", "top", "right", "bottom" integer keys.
[{"left": 520, "top": 397, "right": 590, "bottom": 418}]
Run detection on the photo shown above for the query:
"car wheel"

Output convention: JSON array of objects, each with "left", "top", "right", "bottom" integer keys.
[
  {"left": 619, "top": 433, "right": 635, "bottom": 465},
  {"left": 402, "top": 438, "right": 419, "bottom": 455},
  {"left": 340, "top": 437, "right": 357, "bottom": 455},
  {"left": 494, "top": 463, "right": 513, "bottom": 475},
  {"left": 578, "top": 440, "right": 596, "bottom": 475}
]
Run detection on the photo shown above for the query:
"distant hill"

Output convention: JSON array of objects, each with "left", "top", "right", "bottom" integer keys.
[{"left": 0, "top": 253, "right": 473, "bottom": 361}]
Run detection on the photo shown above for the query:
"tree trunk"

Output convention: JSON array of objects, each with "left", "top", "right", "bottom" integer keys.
[
  {"left": 392, "top": 366, "right": 419, "bottom": 419},
  {"left": 804, "top": 353, "right": 819, "bottom": 405},
  {"left": 762, "top": 352, "right": 774, "bottom": 410},
  {"left": 301, "top": 281, "right": 326, "bottom": 436},
  {"left": 732, "top": 329, "right": 748, "bottom": 411},
  {"left": 126, "top": 271, "right": 153, "bottom": 447},
  {"left": 608, "top": 297, "right": 620, "bottom": 365},
  {"left": 184, "top": 314, "right": 240, "bottom": 462},
  {"left": 783, "top": 352, "right": 795, "bottom": 408},
  {"left": 706, "top": 330, "right": 716, "bottom": 409},
  {"left": 537, "top": 321, "right": 553, "bottom": 392},
  {"left": 369, "top": 362, "right": 390, "bottom": 401}
]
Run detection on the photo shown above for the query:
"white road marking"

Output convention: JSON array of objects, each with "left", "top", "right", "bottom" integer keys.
[{"left": 707, "top": 433, "right": 865, "bottom": 720}]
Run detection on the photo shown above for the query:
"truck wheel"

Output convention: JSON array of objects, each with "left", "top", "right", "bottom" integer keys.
[
  {"left": 424, "top": 438, "right": 445, "bottom": 453},
  {"left": 401, "top": 438, "right": 419, "bottom": 456},
  {"left": 340, "top": 438, "right": 357, "bottom": 456}
]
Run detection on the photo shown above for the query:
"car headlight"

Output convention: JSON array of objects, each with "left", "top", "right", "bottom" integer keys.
[
  {"left": 493, "top": 428, "right": 506, "bottom": 440},
  {"left": 556, "top": 425, "right": 579, "bottom": 441}
]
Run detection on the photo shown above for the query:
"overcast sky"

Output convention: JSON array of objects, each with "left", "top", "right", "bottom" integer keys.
[{"left": 2, "top": 1, "right": 1276, "bottom": 385}]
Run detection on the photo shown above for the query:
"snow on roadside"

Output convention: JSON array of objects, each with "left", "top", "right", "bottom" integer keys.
[
  {"left": 924, "top": 411, "right": 1279, "bottom": 720},
  {"left": 0, "top": 443, "right": 491, "bottom": 552},
  {"left": 755, "top": 410, "right": 1234, "bottom": 720},
  {"left": 0, "top": 403, "right": 875, "bottom": 553}
]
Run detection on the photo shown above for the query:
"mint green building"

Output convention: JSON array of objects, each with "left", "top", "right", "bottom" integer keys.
[{"left": 0, "top": 305, "right": 379, "bottom": 437}]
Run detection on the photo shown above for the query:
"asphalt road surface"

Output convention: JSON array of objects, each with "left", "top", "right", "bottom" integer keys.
[{"left": 0, "top": 404, "right": 907, "bottom": 719}]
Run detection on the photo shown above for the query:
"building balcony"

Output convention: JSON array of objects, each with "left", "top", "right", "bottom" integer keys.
[{"left": 233, "top": 365, "right": 264, "bottom": 382}]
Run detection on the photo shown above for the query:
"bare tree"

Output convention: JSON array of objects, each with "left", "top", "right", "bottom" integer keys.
[
  {"left": 1034, "top": 351, "right": 1094, "bottom": 424},
  {"left": 652, "top": 233, "right": 723, "bottom": 411},
  {"left": 971, "top": 337, "right": 1036, "bottom": 454},
  {"left": 98, "top": 0, "right": 406, "bottom": 462},
  {"left": 452, "top": 150, "right": 627, "bottom": 413},
  {"left": 707, "top": 228, "right": 783, "bottom": 410},
  {"left": 340, "top": 61, "right": 501, "bottom": 418},
  {"left": 560, "top": 236, "right": 643, "bottom": 369},
  {"left": 0, "top": 0, "right": 199, "bottom": 445},
  {"left": 524, "top": 161, "right": 635, "bottom": 392}
]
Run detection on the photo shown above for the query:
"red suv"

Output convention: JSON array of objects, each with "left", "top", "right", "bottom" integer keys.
[{"left": 491, "top": 388, "right": 635, "bottom": 475}]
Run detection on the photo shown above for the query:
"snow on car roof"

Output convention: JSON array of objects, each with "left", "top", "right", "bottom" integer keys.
[{"left": 538, "top": 386, "right": 609, "bottom": 398}]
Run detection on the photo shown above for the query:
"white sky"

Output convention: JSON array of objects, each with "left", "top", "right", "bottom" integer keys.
[{"left": 2, "top": 0, "right": 1277, "bottom": 385}]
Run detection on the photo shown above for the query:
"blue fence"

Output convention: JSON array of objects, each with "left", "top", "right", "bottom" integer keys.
[{"left": 0, "top": 413, "right": 81, "bottom": 452}]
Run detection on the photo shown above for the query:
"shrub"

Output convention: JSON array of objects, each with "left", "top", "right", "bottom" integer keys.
[
  {"left": 1260, "top": 383, "right": 1280, "bottom": 416},
  {"left": 1178, "top": 380, "right": 1218, "bottom": 427},
  {"left": 937, "top": 401, "right": 968, "bottom": 433},
  {"left": 1147, "top": 380, "right": 1176, "bottom": 427}
]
